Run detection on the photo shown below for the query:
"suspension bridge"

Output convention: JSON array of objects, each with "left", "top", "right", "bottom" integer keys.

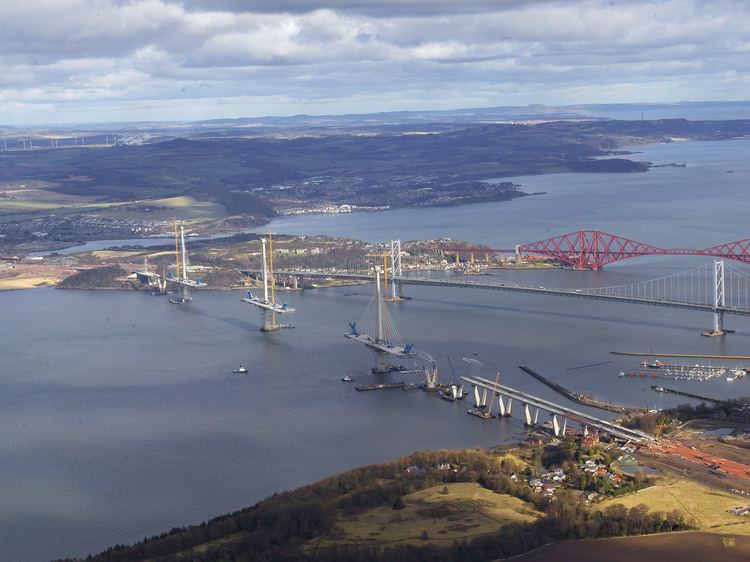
[{"left": 243, "top": 233, "right": 750, "bottom": 336}]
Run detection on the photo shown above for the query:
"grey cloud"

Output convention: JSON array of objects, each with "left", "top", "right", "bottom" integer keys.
[{"left": 0, "top": 0, "right": 748, "bottom": 124}]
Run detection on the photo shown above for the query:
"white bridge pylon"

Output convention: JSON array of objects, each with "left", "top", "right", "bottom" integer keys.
[{"left": 345, "top": 266, "right": 414, "bottom": 357}]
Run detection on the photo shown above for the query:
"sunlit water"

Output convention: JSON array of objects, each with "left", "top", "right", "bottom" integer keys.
[{"left": 2, "top": 138, "right": 750, "bottom": 561}]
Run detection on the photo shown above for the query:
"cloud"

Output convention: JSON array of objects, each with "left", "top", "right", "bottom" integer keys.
[{"left": 0, "top": 0, "right": 748, "bottom": 124}]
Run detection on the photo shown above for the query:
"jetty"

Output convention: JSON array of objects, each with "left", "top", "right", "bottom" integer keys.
[
  {"left": 519, "top": 365, "right": 637, "bottom": 414},
  {"left": 651, "top": 385, "right": 725, "bottom": 404},
  {"left": 612, "top": 351, "right": 750, "bottom": 360}
]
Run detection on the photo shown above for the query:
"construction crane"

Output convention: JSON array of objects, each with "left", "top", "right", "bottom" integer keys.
[
  {"left": 487, "top": 371, "right": 501, "bottom": 416},
  {"left": 654, "top": 415, "right": 671, "bottom": 439},
  {"left": 366, "top": 252, "right": 393, "bottom": 301}
]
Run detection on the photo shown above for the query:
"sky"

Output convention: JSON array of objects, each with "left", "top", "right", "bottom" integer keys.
[{"left": 1, "top": 0, "right": 749, "bottom": 125}]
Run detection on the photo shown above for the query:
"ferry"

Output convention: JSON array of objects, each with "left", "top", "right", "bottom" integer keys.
[{"left": 232, "top": 366, "right": 248, "bottom": 374}]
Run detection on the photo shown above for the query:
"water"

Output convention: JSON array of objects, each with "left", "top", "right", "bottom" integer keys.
[
  {"left": 266, "top": 138, "right": 750, "bottom": 249},
  {"left": 2, "top": 138, "right": 750, "bottom": 561}
]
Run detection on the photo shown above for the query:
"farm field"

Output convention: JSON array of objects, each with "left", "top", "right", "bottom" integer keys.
[
  {"left": 312, "top": 482, "right": 542, "bottom": 548},
  {"left": 515, "top": 532, "right": 750, "bottom": 562},
  {"left": 599, "top": 479, "right": 750, "bottom": 535}
]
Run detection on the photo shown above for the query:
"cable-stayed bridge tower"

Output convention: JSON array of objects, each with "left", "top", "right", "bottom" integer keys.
[
  {"left": 346, "top": 267, "right": 415, "bottom": 372},
  {"left": 242, "top": 234, "right": 295, "bottom": 332}
]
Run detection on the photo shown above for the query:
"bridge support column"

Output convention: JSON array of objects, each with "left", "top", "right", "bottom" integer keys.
[
  {"left": 505, "top": 398, "right": 512, "bottom": 416},
  {"left": 552, "top": 414, "right": 561, "bottom": 437},
  {"left": 533, "top": 407, "right": 539, "bottom": 425},
  {"left": 705, "top": 259, "right": 726, "bottom": 337},
  {"left": 497, "top": 394, "right": 506, "bottom": 417},
  {"left": 523, "top": 403, "right": 532, "bottom": 426},
  {"left": 561, "top": 418, "right": 567, "bottom": 437},
  {"left": 481, "top": 388, "right": 488, "bottom": 407},
  {"left": 473, "top": 385, "right": 481, "bottom": 408},
  {"left": 583, "top": 425, "right": 589, "bottom": 438}
]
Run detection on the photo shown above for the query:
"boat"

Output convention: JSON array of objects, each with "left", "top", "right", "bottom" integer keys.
[
  {"left": 467, "top": 407, "right": 494, "bottom": 419},
  {"left": 232, "top": 366, "right": 248, "bottom": 374},
  {"left": 355, "top": 382, "right": 405, "bottom": 392},
  {"left": 169, "top": 296, "right": 191, "bottom": 304},
  {"left": 654, "top": 386, "right": 666, "bottom": 392},
  {"left": 618, "top": 371, "right": 626, "bottom": 377},
  {"left": 640, "top": 360, "right": 664, "bottom": 369},
  {"left": 341, "top": 376, "right": 354, "bottom": 382},
  {"left": 727, "top": 375, "right": 737, "bottom": 382}
]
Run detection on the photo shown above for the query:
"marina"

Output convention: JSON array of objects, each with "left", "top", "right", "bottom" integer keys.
[{"left": 620, "top": 361, "right": 748, "bottom": 382}]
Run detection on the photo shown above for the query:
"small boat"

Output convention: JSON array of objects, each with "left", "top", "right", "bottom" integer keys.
[
  {"left": 727, "top": 375, "right": 737, "bottom": 382},
  {"left": 232, "top": 366, "right": 248, "bottom": 374},
  {"left": 618, "top": 371, "right": 626, "bottom": 377},
  {"left": 341, "top": 376, "right": 354, "bottom": 382}
]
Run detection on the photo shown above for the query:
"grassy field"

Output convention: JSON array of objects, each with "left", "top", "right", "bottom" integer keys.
[
  {"left": 314, "top": 482, "right": 542, "bottom": 548},
  {"left": 0, "top": 276, "right": 60, "bottom": 290},
  {"left": 0, "top": 189, "right": 227, "bottom": 222},
  {"left": 90, "top": 195, "right": 228, "bottom": 221},
  {"left": 599, "top": 479, "right": 750, "bottom": 535}
]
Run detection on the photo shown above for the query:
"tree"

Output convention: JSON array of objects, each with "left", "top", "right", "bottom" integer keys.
[{"left": 392, "top": 496, "right": 405, "bottom": 510}]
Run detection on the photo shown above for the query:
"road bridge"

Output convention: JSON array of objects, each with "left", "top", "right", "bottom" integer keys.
[
  {"left": 242, "top": 258, "right": 750, "bottom": 335},
  {"left": 461, "top": 374, "right": 655, "bottom": 443}
]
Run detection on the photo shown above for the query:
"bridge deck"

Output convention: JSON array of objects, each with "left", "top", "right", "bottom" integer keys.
[
  {"left": 241, "top": 269, "right": 750, "bottom": 316},
  {"left": 462, "top": 375, "right": 655, "bottom": 443}
]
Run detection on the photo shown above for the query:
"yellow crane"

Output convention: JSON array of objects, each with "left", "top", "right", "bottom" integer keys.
[
  {"left": 367, "top": 252, "right": 393, "bottom": 301},
  {"left": 654, "top": 415, "right": 671, "bottom": 439}
]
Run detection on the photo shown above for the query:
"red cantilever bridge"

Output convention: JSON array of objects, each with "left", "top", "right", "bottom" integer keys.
[{"left": 443, "top": 230, "right": 750, "bottom": 270}]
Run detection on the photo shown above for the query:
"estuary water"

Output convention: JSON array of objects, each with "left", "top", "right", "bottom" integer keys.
[{"left": 2, "top": 138, "right": 750, "bottom": 561}]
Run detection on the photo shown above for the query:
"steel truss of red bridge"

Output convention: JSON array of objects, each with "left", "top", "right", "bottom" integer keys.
[{"left": 442, "top": 230, "right": 750, "bottom": 270}]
